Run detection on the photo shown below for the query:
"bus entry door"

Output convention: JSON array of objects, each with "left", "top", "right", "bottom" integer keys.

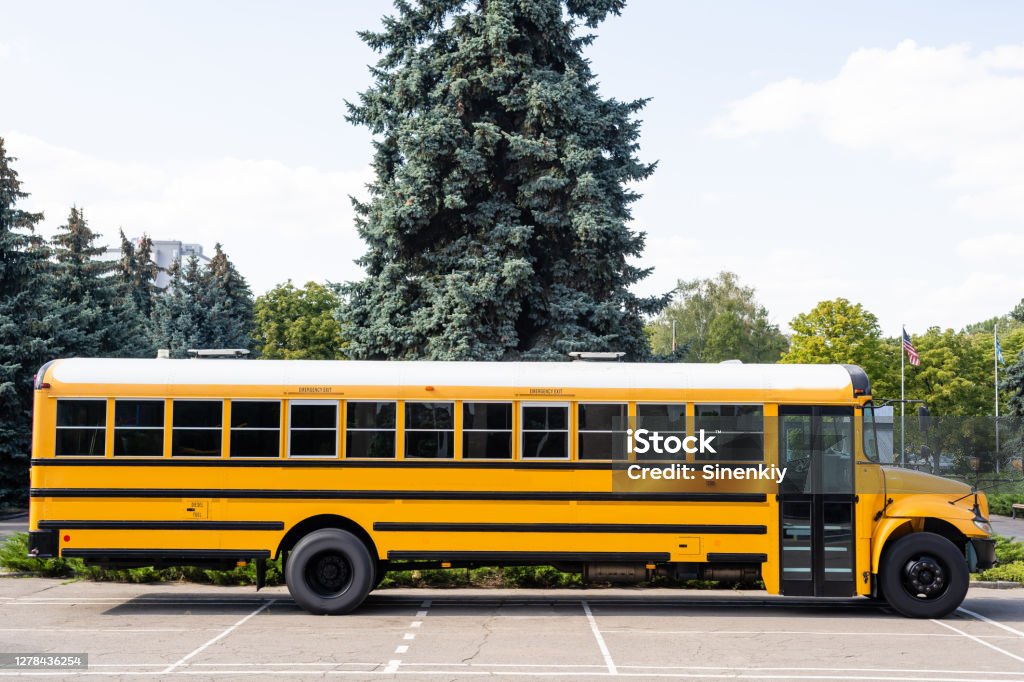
[{"left": 778, "top": 406, "right": 856, "bottom": 597}]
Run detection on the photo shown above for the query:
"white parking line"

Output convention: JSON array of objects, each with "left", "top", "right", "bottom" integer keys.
[
  {"left": 160, "top": 599, "right": 275, "bottom": 674},
  {"left": 958, "top": 607, "right": 1024, "bottom": 638},
  {"left": 582, "top": 600, "right": 617, "bottom": 675},
  {"left": 931, "top": 618, "right": 1024, "bottom": 665}
]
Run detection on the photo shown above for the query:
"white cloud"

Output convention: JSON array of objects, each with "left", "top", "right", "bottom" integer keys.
[
  {"left": 709, "top": 40, "right": 1024, "bottom": 220},
  {"left": 0, "top": 42, "right": 10, "bottom": 59},
  {"left": 4, "top": 132, "right": 372, "bottom": 294}
]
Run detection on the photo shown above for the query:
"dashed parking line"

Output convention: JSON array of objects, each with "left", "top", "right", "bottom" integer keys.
[
  {"left": 384, "top": 599, "right": 432, "bottom": 675},
  {"left": 160, "top": 598, "right": 275, "bottom": 674}
]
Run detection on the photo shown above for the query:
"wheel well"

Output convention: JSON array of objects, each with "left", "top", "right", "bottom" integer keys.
[
  {"left": 276, "top": 515, "right": 378, "bottom": 561},
  {"left": 921, "top": 518, "right": 968, "bottom": 553},
  {"left": 881, "top": 519, "right": 968, "bottom": 565}
]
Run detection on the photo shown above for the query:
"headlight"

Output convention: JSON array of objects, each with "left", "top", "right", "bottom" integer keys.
[{"left": 973, "top": 519, "right": 993, "bottom": 535}]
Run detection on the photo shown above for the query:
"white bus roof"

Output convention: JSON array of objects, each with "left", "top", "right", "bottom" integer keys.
[{"left": 46, "top": 358, "right": 864, "bottom": 395}]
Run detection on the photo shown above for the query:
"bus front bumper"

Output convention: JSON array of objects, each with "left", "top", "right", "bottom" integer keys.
[{"left": 970, "top": 537, "right": 996, "bottom": 571}]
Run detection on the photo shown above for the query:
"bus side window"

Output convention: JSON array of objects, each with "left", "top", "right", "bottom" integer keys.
[
  {"left": 521, "top": 403, "right": 569, "bottom": 459},
  {"left": 289, "top": 401, "right": 339, "bottom": 458},
  {"left": 463, "top": 402, "right": 513, "bottom": 459},
  {"left": 346, "top": 401, "right": 396, "bottom": 458},
  {"left": 405, "top": 402, "right": 454, "bottom": 459},
  {"left": 231, "top": 400, "right": 281, "bottom": 457},
  {"left": 578, "top": 403, "right": 628, "bottom": 460},
  {"left": 114, "top": 399, "right": 164, "bottom": 456},
  {"left": 55, "top": 399, "right": 106, "bottom": 456},
  {"left": 635, "top": 403, "right": 686, "bottom": 461},
  {"left": 172, "top": 400, "right": 223, "bottom": 457},
  {"left": 694, "top": 404, "right": 764, "bottom": 461}
]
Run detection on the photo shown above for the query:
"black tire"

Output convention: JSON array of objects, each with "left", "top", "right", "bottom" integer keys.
[
  {"left": 285, "top": 529, "right": 374, "bottom": 615},
  {"left": 880, "top": 532, "right": 968, "bottom": 619}
]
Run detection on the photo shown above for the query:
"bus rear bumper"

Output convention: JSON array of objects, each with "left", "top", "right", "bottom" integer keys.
[
  {"left": 28, "top": 529, "right": 59, "bottom": 558},
  {"left": 969, "top": 537, "right": 996, "bottom": 571}
]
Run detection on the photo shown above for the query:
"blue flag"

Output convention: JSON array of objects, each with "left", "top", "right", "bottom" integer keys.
[{"left": 996, "top": 330, "right": 1005, "bottom": 365}]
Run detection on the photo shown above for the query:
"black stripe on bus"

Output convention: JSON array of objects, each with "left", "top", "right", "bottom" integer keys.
[
  {"left": 30, "top": 458, "right": 616, "bottom": 469},
  {"left": 29, "top": 459, "right": 768, "bottom": 471},
  {"left": 30, "top": 488, "right": 767, "bottom": 503},
  {"left": 387, "top": 551, "right": 672, "bottom": 563},
  {"left": 706, "top": 553, "right": 768, "bottom": 563},
  {"left": 374, "top": 522, "right": 768, "bottom": 535},
  {"left": 61, "top": 549, "right": 270, "bottom": 560},
  {"left": 39, "top": 521, "right": 284, "bottom": 531}
]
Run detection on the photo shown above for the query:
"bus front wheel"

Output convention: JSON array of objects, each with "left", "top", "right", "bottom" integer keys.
[
  {"left": 881, "top": 532, "right": 968, "bottom": 619},
  {"left": 285, "top": 529, "right": 374, "bottom": 615}
]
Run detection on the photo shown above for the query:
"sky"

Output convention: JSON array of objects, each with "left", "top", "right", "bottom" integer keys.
[{"left": 2, "top": 0, "right": 1023, "bottom": 336}]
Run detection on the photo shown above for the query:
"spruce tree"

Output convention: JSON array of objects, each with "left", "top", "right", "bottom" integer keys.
[
  {"left": 204, "top": 243, "right": 255, "bottom": 351},
  {"left": 51, "top": 208, "right": 149, "bottom": 357},
  {"left": 117, "top": 230, "right": 160, "bottom": 319},
  {"left": 150, "top": 246, "right": 254, "bottom": 356},
  {"left": 0, "top": 138, "right": 60, "bottom": 505},
  {"left": 343, "top": 0, "right": 664, "bottom": 360}
]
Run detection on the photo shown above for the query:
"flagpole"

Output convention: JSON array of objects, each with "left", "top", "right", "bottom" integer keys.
[
  {"left": 900, "top": 325, "right": 905, "bottom": 465},
  {"left": 995, "top": 323, "right": 1000, "bottom": 473}
]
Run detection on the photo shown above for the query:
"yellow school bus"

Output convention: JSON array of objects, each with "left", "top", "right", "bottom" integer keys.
[{"left": 27, "top": 358, "right": 995, "bottom": 618}]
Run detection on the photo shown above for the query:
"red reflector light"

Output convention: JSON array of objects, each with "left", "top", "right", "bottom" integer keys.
[{"left": 63, "top": 535, "right": 70, "bottom": 542}]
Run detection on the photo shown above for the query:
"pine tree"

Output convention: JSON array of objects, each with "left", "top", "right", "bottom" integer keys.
[
  {"left": 150, "top": 246, "right": 254, "bottom": 356},
  {"left": 343, "top": 0, "right": 664, "bottom": 361},
  {"left": 117, "top": 230, "right": 160, "bottom": 319},
  {"left": 1004, "top": 350, "right": 1024, "bottom": 418},
  {"left": 0, "top": 138, "right": 60, "bottom": 505},
  {"left": 204, "top": 243, "right": 254, "bottom": 351},
  {"left": 50, "top": 208, "right": 149, "bottom": 357}
]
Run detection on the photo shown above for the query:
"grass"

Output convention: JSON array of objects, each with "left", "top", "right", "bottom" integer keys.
[
  {"left": 974, "top": 535, "right": 1024, "bottom": 584},
  {"left": 988, "top": 493, "right": 1024, "bottom": 517},
  {"left": 0, "top": 532, "right": 284, "bottom": 585}
]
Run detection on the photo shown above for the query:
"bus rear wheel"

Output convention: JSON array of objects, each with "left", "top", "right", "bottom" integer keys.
[
  {"left": 881, "top": 532, "right": 968, "bottom": 619},
  {"left": 285, "top": 529, "right": 374, "bottom": 614}
]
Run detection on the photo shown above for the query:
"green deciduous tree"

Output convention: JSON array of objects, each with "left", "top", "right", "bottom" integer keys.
[
  {"left": 647, "top": 272, "right": 787, "bottom": 362},
  {"left": 0, "top": 138, "right": 61, "bottom": 505},
  {"left": 781, "top": 298, "right": 898, "bottom": 399},
  {"left": 254, "top": 281, "right": 346, "bottom": 359},
  {"left": 342, "top": 0, "right": 664, "bottom": 361}
]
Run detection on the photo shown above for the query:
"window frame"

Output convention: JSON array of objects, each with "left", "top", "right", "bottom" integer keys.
[
  {"left": 229, "top": 399, "right": 283, "bottom": 459},
  {"left": 113, "top": 398, "right": 165, "bottom": 457},
  {"left": 576, "top": 401, "right": 629, "bottom": 461},
  {"left": 54, "top": 398, "right": 107, "bottom": 457},
  {"left": 461, "top": 400, "right": 514, "bottom": 460},
  {"left": 287, "top": 399, "right": 339, "bottom": 459},
  {"left": 170, "top": 399, "right": 225, "bottom": 458},
  {"left": 520, "top": 401, "right": 570, "bottom": 460},
  {"left": 343, "top": 399, "right": 397, "bottom": 459}
]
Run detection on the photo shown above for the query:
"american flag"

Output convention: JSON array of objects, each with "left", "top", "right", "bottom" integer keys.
[{"left": 902, "top": 328, "right": 920, "bottom": 366}]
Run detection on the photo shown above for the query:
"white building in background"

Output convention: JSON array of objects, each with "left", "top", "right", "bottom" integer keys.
[{"left": 101, "top": 239, "right": 209, "bottom": 289}]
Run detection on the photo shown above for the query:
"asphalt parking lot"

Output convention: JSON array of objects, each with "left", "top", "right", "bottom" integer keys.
[{"left": 0, "top": 578, "right": 1022, "bottom": 680}]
